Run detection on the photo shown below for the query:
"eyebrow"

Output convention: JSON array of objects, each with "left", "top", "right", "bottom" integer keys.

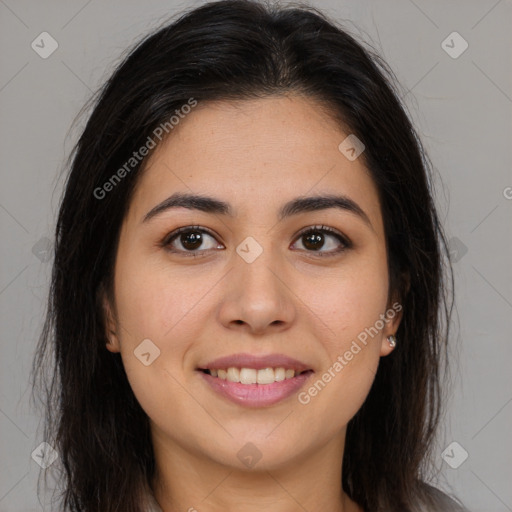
[{"left": 142, "top": 192, "right": 373, "bottom": 230}]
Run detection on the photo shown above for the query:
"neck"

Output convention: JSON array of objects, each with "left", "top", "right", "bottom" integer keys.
[{"left": 150, "top": 426, "right": 361, "bottom": 512}]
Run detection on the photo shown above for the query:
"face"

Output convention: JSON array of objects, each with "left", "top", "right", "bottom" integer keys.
[{"left": 104, "top": 95, "right": 402, "bottom": 473}]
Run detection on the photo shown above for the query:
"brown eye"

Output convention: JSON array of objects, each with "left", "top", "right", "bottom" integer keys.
[
  {"left": 302, "top": 231, "right": 325, "bottom": 251},
  {"left": 162, "top": 226, "right": 224, "bottom": 256},
  {"left": 292, "top": 225, "right": 351, "bottom": 257},
  {"left": 178, "top": 230, "right": 203, "bottom": 250}
]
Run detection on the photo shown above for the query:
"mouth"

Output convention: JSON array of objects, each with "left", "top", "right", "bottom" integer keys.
[
  {"left": 198, "top": 367, "right": 313, "bottom": 384},
  {"left": 196, "top": 354, "right": 314, "bottom": 407}
]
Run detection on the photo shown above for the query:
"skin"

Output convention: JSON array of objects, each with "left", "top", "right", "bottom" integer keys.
[{"left": 104, "top": 94, "right": 403, "bottom": 512}]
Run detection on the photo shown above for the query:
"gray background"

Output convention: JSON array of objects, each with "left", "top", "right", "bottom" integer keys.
[{"left": 1, "top": 0, "right": 511, "bottom": 511}]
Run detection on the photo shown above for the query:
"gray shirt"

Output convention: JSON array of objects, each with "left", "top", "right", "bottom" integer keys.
[{"left": 144, "top": 485, "right": 470, "bottom": 512}]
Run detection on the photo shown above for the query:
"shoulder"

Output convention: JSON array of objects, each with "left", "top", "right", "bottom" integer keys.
[
  {"left": 145, "top": 489, "right": 163, "bottom": 512},
  {"left": 416, "top": 482, "right": 470, "bottom": 512}
]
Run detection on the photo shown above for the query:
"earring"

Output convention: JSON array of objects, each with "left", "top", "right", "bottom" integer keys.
[{"left": 387, "top": 335, "right": 397, "bottom": 348}]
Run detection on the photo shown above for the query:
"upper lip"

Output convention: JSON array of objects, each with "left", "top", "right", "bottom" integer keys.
[{"left": 198, "top": 353, "right": 313, "bottom": 372}]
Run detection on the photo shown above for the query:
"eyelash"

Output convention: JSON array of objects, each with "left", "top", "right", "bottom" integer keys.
[{"left": 160, "top": 224, "right": 351, "bottom": 259}]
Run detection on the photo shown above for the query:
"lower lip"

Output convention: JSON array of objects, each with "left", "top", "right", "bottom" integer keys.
[{"left": 198, "top": 370, "right": 314, "bottom": 408}]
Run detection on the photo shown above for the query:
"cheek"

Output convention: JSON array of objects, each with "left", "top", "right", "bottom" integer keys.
[
  {"left": 111, "top": 250, "right": 224, "bottom": 413},
  {"left": 295, "top": 275, "right": 388, "bottom": 431},
  {"left": 297, "top": 355, "right": 376, "bottom": 441},
  {"left": 302, "top": 260, "right": 389, "bottom": 353},
  {"left": 113, "top": 250, "right": 211, "bottom": 343},
  {"left": 111, "top": 255, "right": 208, "bottom": 422},
  {"left": 109, "top": 250, "right": 196, "bottom": 395},
  {"left": 293, "top": 255, "right": 389, "bottom": 428}
]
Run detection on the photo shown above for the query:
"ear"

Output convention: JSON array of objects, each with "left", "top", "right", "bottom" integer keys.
[
  {"left": 99, "top": 284, "right": 121, "bottom": 353},
  {"left": 379, "top": 288, "right": 405, "bottom": 357}
]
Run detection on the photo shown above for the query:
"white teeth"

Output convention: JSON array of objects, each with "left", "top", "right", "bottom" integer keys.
[
  {"left": 208, "top": 367, "right": 299, "bottom": 384},
  {"left": 285, "top": 369, "right": 295, "bottom": 379},
  {"left": 256, "top": 367, "right": 275, "bottom": 384},
  {"left": 240, "top": 368, "right": 257, "bottom": 384},
  {"left": 274, "top": 367, "right": 285, "bottom": 381},
  {"left": 226, "top": 367, "right": 240, "bottom": 382}
]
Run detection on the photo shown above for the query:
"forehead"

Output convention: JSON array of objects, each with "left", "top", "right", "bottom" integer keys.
[{"left": 126, "top": 95, "right": 383, "bottom": 233}]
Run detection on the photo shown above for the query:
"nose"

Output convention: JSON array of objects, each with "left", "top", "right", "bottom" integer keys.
[{"left": 217, "top": 246, "right": 297, "bottom": 336}]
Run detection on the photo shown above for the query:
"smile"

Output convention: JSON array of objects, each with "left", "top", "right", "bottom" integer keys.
[
  {"left": 201, "top": 367, "right": 310, "bottom": 384},
  {"left": 198, "top": 368, "right": 314, "bottom": 407}
]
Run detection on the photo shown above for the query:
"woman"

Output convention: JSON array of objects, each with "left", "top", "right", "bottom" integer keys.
[{"left": 31, "top": 1, "right": 468, "bottom": 511}]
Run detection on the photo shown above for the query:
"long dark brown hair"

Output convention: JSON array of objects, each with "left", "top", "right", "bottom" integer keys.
[{"left": 31, "top": 1, "right": 461, "bottom": 510}]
